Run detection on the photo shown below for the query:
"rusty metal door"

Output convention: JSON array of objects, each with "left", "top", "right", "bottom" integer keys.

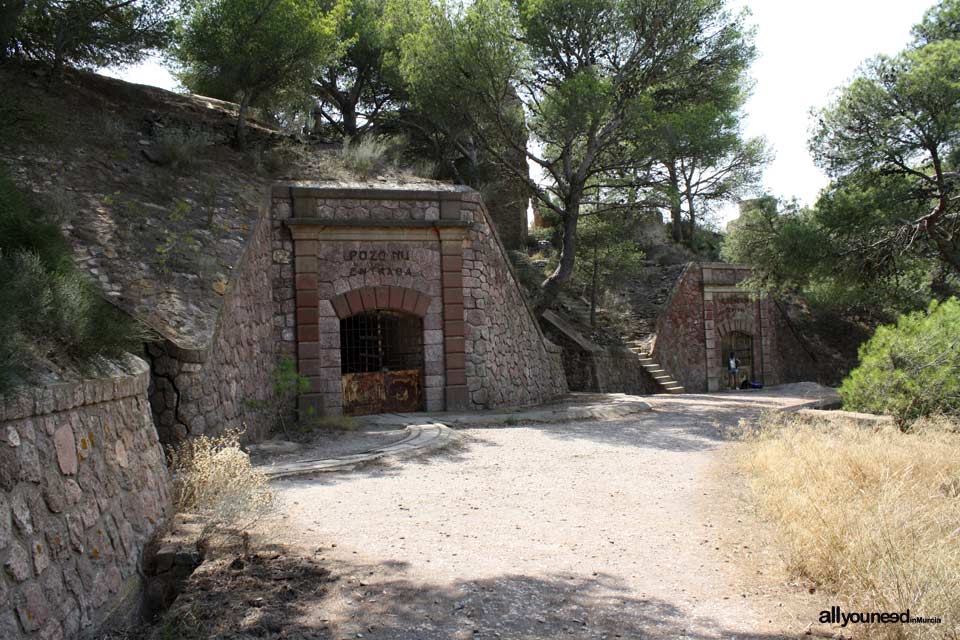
[
  {"left": 340, "top": 310, "right": 424, "bottom": 416},
  {"left": 342, "top": 369, "right": 422, "bottom": 415}
]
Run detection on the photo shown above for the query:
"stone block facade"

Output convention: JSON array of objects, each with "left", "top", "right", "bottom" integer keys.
[
  {"left": 653, "top": 263, "right": 817, "bottom": 393},
  {"left": 147, "top": 197, "right": 279, "bottom": 447},
  {"left": 0, "top": 357, "right": 171, "bottom": 640},
  {"left": 271, "top": 184, "right": 566, "bottom": 416}
]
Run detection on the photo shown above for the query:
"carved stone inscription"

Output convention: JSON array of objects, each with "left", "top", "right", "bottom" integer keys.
[{"left": 345, "top": 248, "right": 416, "bottom": 277}]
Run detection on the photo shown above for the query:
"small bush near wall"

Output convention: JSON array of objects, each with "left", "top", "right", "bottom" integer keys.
[
  {"left": 0, "top": 172, "right": 144, "bottom": 393},
  {"left": 737, "top": 412, "right": 960, "bottom": 639},
  {"left": 840, "top": 298, "right": 960, "bottom": 425},
  {"left": 168, "top": 429, "right": 275, "bottom": 546}
]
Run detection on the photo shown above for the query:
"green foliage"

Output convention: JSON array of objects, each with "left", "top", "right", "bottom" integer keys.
[
  {"left": 174, "top": 0, "right": 345, "bottom": 146},
  {"left": 810, "top": 1, "right": 960, "bottom": 279},
  {"left": 247, "top": 357, "right": 309, "bottom": 434},
  {"left": 7, "top": 0, "right": 176, "bottom": 71},
  {"left": 721, "top": 197, "right": 825, "bottom": 289},
  {"left": 308, "top": 0, "right": 414, "bottom": 138},
  {"left": 733, "top": 2, "right": 960, "bottom": 320},
  {"left": 397, "top": 0, "right": 756, "bottom": 311},
  {"left": 840, "top": 298, "right": 960, "bottom": 425},
  {"left": 572, "top": 212, "right": 645, "bottom": 326},
  {"left": 0, "top": 171, "right": 144, "bottom": 393}
]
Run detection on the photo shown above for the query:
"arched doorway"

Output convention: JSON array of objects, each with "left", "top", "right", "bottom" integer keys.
[
  {"left": 340, "top": 310, "right": 425, "bottom": 415},
  {"left": 720, "top": 331, "right": 753, "bottom": 387}
]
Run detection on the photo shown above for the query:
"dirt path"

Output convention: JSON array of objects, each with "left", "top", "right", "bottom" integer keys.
[{"left": 265, "top": 387, "right": 830, "bottom": 639}]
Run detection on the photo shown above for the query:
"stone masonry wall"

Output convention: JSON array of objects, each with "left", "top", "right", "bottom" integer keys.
[
  {"left": 271, "top": 184, "right": 565, "bottom": 416},
  {"left": 542, "top": 318, "right": 656, "bottom": 395},
  {"left": 458, "top": 193, "right": 566, "bottom": 408},
  {"left": 148, "top": 195, "right": 278, "bottom": 446},
  {"left": 653, "top": 263, "right": 819, "bottom": 393},
  {"left": 0, "top": 357, "right": 172, "bottom": 640},
  {"left": 653, "top": 265, "right": 708, "bottom": 393}
]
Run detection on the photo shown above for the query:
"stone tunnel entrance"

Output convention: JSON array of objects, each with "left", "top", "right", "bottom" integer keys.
[{"left": 340, "top": 310, "right": 425, "bottom": 415}]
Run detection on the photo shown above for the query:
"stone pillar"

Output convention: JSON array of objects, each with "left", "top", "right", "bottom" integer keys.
[
  {"left": 440, "top": 234, "right": 468, "bottom": 410},
  {"left": 293, "top": 238, "right": 327, "bottom": 418},
  {"left": 703, "top": 289, "right": 720, "bottom": 392},
  {"left": 759, "top": 297, "right": 775, "bottom": 386}
]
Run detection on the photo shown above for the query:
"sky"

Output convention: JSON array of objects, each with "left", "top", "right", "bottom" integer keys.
[
  {"left": 108, "top": 0, "right": 936, "bottom": 226},
  {"left": 718, "top": 0, "right": 933, "bottom": 224}
]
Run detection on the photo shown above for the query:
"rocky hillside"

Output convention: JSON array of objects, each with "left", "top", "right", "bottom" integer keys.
[{"left": 0, "top": 61, "right": 441, "bottom": 356}]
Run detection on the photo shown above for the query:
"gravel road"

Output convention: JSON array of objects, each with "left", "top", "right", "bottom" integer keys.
[{"left": 267, "top": 386, "right": 833, "bottom": 640}]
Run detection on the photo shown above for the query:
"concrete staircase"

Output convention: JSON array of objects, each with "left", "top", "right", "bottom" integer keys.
[{"left": 626, "top": 340, "right": 685, "bottom": 395}]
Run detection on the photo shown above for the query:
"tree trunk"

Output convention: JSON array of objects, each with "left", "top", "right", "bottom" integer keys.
[
  {"left": 535, "top": 191, "right": 581, "bottom": 315},
  {"left": 589, "top": 244, "right": 599, "bottom": 328},
  {"left": 236, "top": 92, "right": 251, "bottom": 150},
  {"left": 341, "top": 103, "right": 358, "bottom": 139},
  {"left": 685, "top": 190, "right": 696, "bottom": 245},
  {"left": 667, "top": 163, "right": 682, "bottom": 243}
]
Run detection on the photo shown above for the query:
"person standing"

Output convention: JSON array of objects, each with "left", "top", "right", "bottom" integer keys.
[{"left": 727, "top": 352, "right": 740, "bottom": 389}]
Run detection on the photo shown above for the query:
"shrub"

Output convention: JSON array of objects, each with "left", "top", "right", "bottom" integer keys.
[
  {"left": 339, "top": 136, "right": 396, "bottom": 177},
  {"left": 0, "top": 172, "right": 143, "bottom": 393},
  {"left": 168, "top": 429, "right": 275, "bottom": 545},
  {"left": 151, "top": 128, "right": 211, "bottom": 171},
  {"left": 245, "top": 357, "right": 309, "bottom": 435},
  {"left": 840, "top": 298, "right": 960, "bottom": 424},
  {"left": 738, "top": 412, "right": 960, "bottom": 639}
]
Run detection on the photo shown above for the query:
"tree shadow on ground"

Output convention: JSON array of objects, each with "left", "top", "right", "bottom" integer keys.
[
  {"left": 273, "top": 391, "right": 814, "bottom": 486},
  {"left": 147, "top": 546, "right": 812, "bottom": 640},
  {"left": 272, "top": 432, "right": 496, "bottom": 486},
  {"left": 454, "top": 400, "right": 765, "bottom": 454}
]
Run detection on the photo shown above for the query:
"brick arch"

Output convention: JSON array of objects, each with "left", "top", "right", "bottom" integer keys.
[
  {"left": 716, "top": 315, "right": 755, "bottom": 339},
  {"left": 330, "top": 285, "right": 432, "bottom": 319}
]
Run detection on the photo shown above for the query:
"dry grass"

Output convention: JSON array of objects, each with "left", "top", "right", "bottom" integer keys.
[
  {"left": 338, "top": 136, "right": 399, "bottom": 177},
  {"left": 737, "top": 412, "right": 960, "bottom": 639},
  {"left": 168, "top": 429, "right": 276, "bottom": 545}
]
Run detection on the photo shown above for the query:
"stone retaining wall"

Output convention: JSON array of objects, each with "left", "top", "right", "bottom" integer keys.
[
  {"left": 147, "top": 195, "right": 278, "bottom": 446},
  {"left": 459, "top": 194, "right": 567, "bottom": 407},
  {"left": 652, "top": 264, "right": 708, "bottom": 393},
  {"left": 542, "top": 315, "right": 657, "bottom": 396},
  {"left": 0, "top": 357, "right": 171, "bottom": 640}
]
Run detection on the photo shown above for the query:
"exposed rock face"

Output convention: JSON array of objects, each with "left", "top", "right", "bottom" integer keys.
[{"left": 0, "top": 357, "right": 172, "bottom": 640}]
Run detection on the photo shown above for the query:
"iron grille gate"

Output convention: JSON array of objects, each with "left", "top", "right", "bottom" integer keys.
[{"left": 340, "top": 310, "right": 424, "bottom": 415}]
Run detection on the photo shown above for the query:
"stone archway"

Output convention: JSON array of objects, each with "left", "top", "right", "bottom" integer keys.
[
  {"left": 330, "top": 286, "right": 432, "bottom": 320},
  {"left": 331, "top": 287, "right": 432, "bottom": 415}
]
